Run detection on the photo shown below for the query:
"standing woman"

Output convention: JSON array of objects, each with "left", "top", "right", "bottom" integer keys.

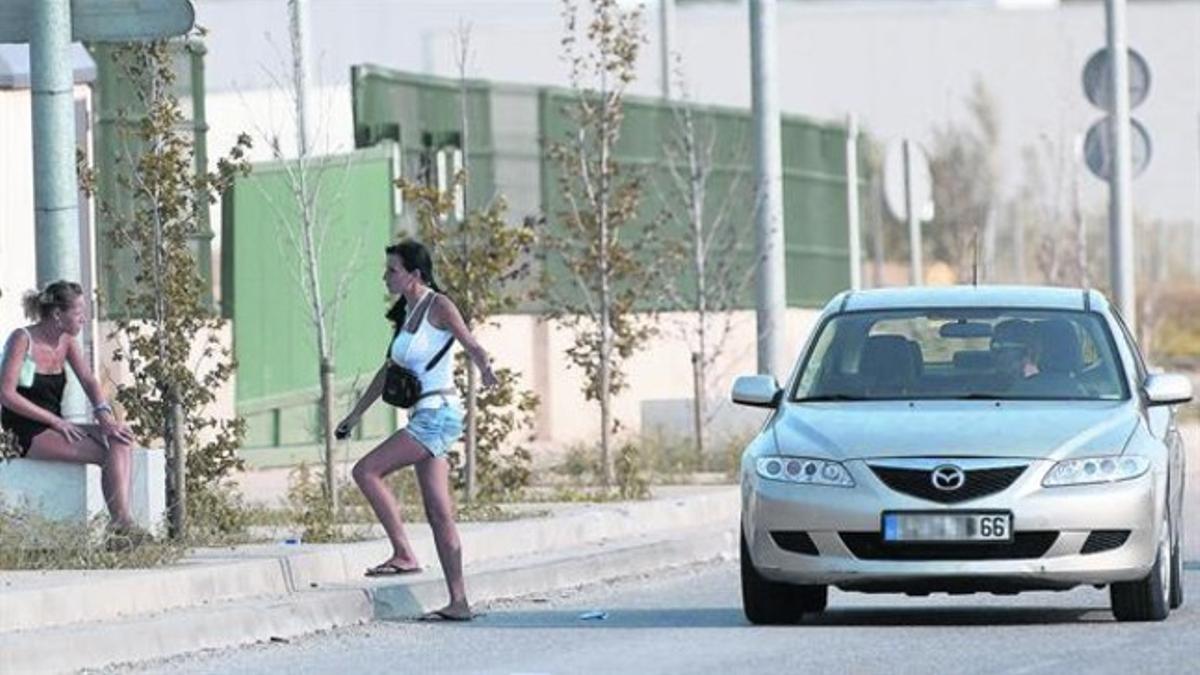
[
  {"left": 337, "top": 240, "right": 497, "bottom": 622},
  {"left": 0, "top": 281, "right": 140, "bottom": 536}
]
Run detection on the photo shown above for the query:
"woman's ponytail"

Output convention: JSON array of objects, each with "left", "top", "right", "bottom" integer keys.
[{"left": 21, "top": 290, "right": 41, "bottom": 321}]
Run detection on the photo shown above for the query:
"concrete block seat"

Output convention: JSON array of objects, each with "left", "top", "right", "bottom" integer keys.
[{"left": 0, "top": 448, "right": 165, "bottom": 532}]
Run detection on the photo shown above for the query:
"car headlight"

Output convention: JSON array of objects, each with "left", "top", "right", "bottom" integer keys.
[
  {"left": 1042, "top": 455, "right": 1151, "bottom": 487},
  {"left": 756, "top": 457, "right": 855, "bottom": 487}
]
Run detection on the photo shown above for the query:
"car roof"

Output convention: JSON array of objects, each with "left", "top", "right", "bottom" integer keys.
[{"left": 831, "top": 285, "right": 1109, "bottom": 314}]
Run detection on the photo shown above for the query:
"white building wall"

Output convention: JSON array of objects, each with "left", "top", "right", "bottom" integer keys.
[
  {"left": 473, "top": 308, "right": 821, "bottom": 447},
  {"left": 0, "top": 85, "right": 94, "bottom": 346},
  {"left": 0, "top": 88, "right": 37, "bottom": 337}
]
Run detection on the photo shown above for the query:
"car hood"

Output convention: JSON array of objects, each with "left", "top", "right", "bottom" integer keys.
[{"left": 770, "top": 399, "right": 1139, "bottom": 462}]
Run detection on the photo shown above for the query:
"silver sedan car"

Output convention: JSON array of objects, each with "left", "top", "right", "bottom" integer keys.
[{"left": 734, "top": 286, "right": 1192, "bottom": 623}]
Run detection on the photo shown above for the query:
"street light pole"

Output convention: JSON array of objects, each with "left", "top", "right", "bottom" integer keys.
[
  {"left": 30, "top": 0, "right": 88, "bottom": 423},
  {"left": 660, "top": 0, "right": 675, "bottom": 99},
  {"left": 846, "top": 113, "right": 861, "bottom": 290},
  {"left": 904, "top": 139, "right": 922, "bottom": 286},
  {"left": 1105, "top": 0, "right": 1137, "bottom": 332},
  {"left": 1195, "top": 113, "right": 1200, "bottom": 282},
  {"left": 30, "top": 0, "right": 80, "bottom": 287},
  {"left": 749, "top": 0, "right": 787, "bottom": 378},
  {"left": 288, "top": 0, "right": 312, "bottom": 157}
]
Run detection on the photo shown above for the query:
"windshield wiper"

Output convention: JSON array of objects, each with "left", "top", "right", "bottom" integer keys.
[
  {"left": 945, "top": 393, "right": 1025, "bottom": 400},
  {"left": 792, "top": 394, "right": 869, "bottom": 402}
]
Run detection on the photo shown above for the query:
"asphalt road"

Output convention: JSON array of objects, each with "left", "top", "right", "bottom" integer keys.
[{"left": 113, "top": 560, "right": 1200, "bottom": 675}]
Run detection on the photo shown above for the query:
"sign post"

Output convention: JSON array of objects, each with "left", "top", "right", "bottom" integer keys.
[{"left": 884, "top": 138, "right": 934, "bottom": 286}]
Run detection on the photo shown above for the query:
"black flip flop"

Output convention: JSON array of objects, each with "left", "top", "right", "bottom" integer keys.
[
  {"left": 418, "top": 608, "right": 478, "bottom": 622},
  {"left": 364, "top": 562, "right": 422, "bottom": 577}
]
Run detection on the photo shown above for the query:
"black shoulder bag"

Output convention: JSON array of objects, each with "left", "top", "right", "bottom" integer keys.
[{"left": 383, "top": 337, "right": 455, "bottom": 409}]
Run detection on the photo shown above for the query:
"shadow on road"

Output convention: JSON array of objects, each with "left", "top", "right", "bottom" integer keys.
[
  {"left": 453, "top": 604, "right": 1113, "bottom": 629},
  {"left": 805, "top": 605, "right": 1108, "bottom": 626}
]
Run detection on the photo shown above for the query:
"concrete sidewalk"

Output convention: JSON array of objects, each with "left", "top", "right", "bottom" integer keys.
[{"left": 0, "top": 486, "right": 740, "bottom": 674}]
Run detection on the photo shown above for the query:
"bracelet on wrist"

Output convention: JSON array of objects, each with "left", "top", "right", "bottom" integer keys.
[{"left": 94, "top": 402, "right": 114, "bottom": 416}]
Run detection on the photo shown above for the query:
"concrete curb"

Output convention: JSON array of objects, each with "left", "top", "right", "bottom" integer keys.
[
  {"left": 0, "top": 488, "right": 738, "bottom": 634},
  {"left": 0, "top": 589, "right": 374, "bottom": 675},
  {"left": 0, "top": 524, "right": 737, "bottom": 673},
  {"left": 371, "top": 525, "right": 738, "bottom": 619},
  {"left": 283, "top": 488, "right": 740, "bottom": 591},
  {"left": 0, "top": 558, "right": 288, "bottom": 633}
]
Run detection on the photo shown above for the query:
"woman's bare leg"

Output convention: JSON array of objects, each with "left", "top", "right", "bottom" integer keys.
[
  {"left": 416, "top": 454, "right": 469, "bottom": 617},
  {"left": 26, "top": 427, "right": 135, "bottom": 527},
  {"left": 352, "top": 431, "right": 430, "bottom": 570}
]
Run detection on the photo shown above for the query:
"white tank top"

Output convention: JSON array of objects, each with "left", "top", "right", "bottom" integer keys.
[{"left": 389, "top": 291, "right": 459, "bottom": 409}]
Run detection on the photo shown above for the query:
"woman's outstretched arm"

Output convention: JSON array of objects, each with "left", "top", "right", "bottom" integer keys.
[{"left": 431, "top": 296, "right": 498, "bottom": 387}]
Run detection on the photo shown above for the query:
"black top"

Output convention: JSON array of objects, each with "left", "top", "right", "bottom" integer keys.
[{"left": 1, "top": 371, "right": 66, "bottom": 455}]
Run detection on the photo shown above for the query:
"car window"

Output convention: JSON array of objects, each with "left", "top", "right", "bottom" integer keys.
[{"left": 791, "top": 308, "right": 1129, "bottom": 401}]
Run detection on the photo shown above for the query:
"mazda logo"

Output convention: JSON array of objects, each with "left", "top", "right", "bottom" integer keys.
[{"left": 931, "top": 465, "right": 966, "bottom": 491}]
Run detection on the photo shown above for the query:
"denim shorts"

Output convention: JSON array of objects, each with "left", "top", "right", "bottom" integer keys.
[{"left": 404, "top": 402, "right": 465, "bottom": 458}]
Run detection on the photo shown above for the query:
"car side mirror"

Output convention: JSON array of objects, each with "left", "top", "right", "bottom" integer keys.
[
  {"left": 732, "top": 375, "right": 781, "bottom": 409},
  {"left": 1143, "top": 373, "right": 1193, "bottom": 406}
]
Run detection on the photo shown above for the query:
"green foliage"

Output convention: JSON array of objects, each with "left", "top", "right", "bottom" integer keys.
[
  {"left": 549, "top": 441, "right": 648, "bottom": 499},
  {"left": 284, "top": 463, "right": 340, "bottom": 543},
  {"left": 396, "top": 177, "right": 539, "bottom": 503},
  {"left": 553, "top": 429, "right": 749, "bottom": 490},
  {"left": 185, "top": 481, "right": 253, "bottom": 544},
  {"left": 614, "top": 441, "right": 650, "bottom": 499},
  {"left": 0, "top": 429, "right": 18, "bottom": 461},
  {"left": 449, "top": 363, "right": 537, "bottom": 501},
  {"left": 79, "top": 39, "right": 253, "bottom": 523}
]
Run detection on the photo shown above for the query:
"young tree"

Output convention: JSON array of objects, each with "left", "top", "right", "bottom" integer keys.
[
  {"left": 452, "top": 21, "right": 481, "bottom": 502},
  {"left": 659, "top": 59, "right": 756, "bottom": 462},
  {"left": 241, "top": 9, "right": 361, "bottom": 514},
  {"left": 1012, "top": 135, "right": 1101, "bottom": 288},
  {"left": 544, "top": 0, "right": 664, "bottom": 487},
  {"left": 81, "top": 39, "right": 252, "bottom": 537},
  {"left": 927, "top": 80, "right": 1002, "bottom": 282},
  {"left": 395, "top": 178, "right": 538, "bottom": 503}
]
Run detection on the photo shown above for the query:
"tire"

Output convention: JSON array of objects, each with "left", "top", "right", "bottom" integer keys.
[
  {"left": 1111, "top": 514, "right": 1171, "bottom": 622},
  {"left": 1169, "top": 527, "right": 1184, "bottom": 610},
  {"left": 741, "top": 527, "right": 828, "bottom": 625}
]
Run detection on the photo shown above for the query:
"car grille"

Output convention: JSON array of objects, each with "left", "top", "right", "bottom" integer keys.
[
  {"left": 839, "top": 531, "right": 1059, "bottom": 560},
  {"left": 870, "top": 465, "right": 1027, "bottom": 503},
  {"left": 770, "top": 531, "right": 819, "bottom": 556},
  {"left": 1081, "top": 530, "right": 1131, "bottom": 554}
]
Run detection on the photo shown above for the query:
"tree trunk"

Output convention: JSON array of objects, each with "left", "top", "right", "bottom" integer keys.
[
  {"left": 465, "top": 363, "right": 478, "bottom": 503},
  {"left": 597, "top": 69, "right": 615, "bottom": 489},
  {"left": 168, "top": 392, "right": 187, "bottom": 539},
  {"left": 691, "top": 351, "right": 705, "bottom": 465},
  {"left": 319, "top": 356, "right": 338, "bottom": 515},
  {"left": 599, "top": 335, "right": 613, "bottom": 487}
]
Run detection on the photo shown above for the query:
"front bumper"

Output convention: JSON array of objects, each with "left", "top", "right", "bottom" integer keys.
[{"left": 743, "top": 458, "right": 1162, "bottom": 590}]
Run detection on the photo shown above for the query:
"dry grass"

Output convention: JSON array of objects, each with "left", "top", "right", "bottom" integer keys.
[{"left": 0, "top": 508, "right": 184, "bottom": 570}]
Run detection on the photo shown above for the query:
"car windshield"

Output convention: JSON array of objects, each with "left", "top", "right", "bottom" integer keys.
[{"left": 790, "top": 308, "right": 1128, "bottom": 402}]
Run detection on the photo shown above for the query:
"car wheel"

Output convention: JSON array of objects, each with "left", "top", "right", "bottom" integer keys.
[
  {"left": 741, "top": 527, "right": 827, "bottom": 625},
  {"left": 1169, "top": 522, "right": 1184, "bottom": 610},
  {"left": 1110, "top": 513, "right": 1171, "bottom": 622}
]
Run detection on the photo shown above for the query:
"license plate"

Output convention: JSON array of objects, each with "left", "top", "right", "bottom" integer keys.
[{"left": 882, "top": 512, "right": 1012, "bottom": 542}]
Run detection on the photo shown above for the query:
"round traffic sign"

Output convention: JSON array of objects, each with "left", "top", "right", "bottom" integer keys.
[
  {"left": 1083, "top": 116, "right": 1152, "bottom": 180},
  {"left": 1082, "top": 48, "right": 1151, "bottom": 110},
  {"left": 883, "top": 139, "right": 934, "bottom": 223}
]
